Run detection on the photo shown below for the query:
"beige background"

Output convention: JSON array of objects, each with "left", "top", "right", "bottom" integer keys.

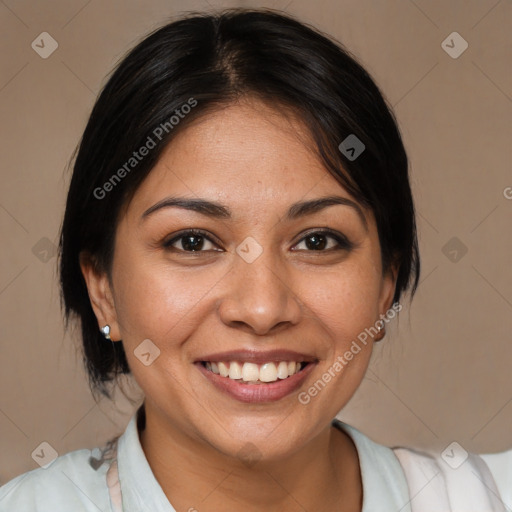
[{"left": 0, "top": 0, "right": 511, "bottom": 485}]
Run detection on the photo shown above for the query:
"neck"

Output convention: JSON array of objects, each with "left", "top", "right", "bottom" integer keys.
[{"left": 138, "top": 402, "right": 362, "bottom": 512}]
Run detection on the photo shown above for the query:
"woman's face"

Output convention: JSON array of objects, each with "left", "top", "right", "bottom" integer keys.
[{"left": 86, "top": 98, "right": 396, "bottom": 461}]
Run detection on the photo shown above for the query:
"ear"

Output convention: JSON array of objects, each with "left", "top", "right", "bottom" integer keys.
[
  {"left": 79, "top": 252, "right": 121, "bottom": 342},
  {"left": 378, "top": 262, "right": 399, "bottom": 316}
]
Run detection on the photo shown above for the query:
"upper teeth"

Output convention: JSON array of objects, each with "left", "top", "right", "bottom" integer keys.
[{"left": 204, "top": 361, "right": 303, "bottom": 383}]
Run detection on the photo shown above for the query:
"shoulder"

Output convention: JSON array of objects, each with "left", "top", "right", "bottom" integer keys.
[
  {"left": 0, "top": 445, "right": 114, "bottom": 512},
  {"left": 334, "top": 419, "right": 509, "bottom": 511},
  {"left": 392, "top": 444, "right": 508, "bottom": 511}
]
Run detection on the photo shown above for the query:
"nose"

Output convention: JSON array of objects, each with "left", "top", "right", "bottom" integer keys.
[{"left": 217, "top": 250, "right": 302, "bottom": 336}]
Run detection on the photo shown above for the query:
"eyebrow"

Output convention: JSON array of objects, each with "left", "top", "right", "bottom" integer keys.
[{"left": 141, "top": 195, "right": 368, "bottom": 230}]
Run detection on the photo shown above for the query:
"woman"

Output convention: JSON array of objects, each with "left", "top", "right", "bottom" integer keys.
[{"left": 0, "top": 8, "right": 508, "bottom": 512}]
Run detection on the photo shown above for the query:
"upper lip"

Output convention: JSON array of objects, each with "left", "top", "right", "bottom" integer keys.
[{"left": 195, "top": 349, "right": 318, "bottom": 364}]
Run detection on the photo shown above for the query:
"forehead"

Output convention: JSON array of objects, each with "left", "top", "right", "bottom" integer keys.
[{"left": 128, "top": 99, "right": 359, "bottom": 218}]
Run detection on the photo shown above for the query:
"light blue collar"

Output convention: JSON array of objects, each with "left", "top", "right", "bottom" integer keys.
[
  {"left": 116, "top": 407, "right": 176, "bottom": 511},
  {"left": 332, "top": 418, "right": 412, "bottom": 512}
]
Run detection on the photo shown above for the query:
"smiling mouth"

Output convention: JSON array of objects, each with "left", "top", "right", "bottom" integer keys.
[{"left": 200, "top": 360, "right": 310, "bottom": 384}]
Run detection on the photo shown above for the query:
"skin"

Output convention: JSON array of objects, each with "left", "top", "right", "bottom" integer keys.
[{"left": 81, "top": 97, "right": 397, "bottom": 512}]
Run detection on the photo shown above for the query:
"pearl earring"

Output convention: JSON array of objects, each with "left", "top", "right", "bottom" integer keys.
[{"left": 100, "top": 325, "right": 111, "bottom": 340}]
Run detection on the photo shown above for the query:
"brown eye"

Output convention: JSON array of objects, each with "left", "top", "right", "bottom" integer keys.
[
  {"left": 293, "top": 230, "right": 353, "bottom": 252},
  {"left": 164, "top": 230, "right": 220, "bottom": 252},
  {"left": 303, "top": 233, "right": 329, "bottom": 250}
]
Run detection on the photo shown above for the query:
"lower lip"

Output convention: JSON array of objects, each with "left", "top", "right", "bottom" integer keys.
[{"left": 196, "top": 363, "right": 316, "bottom": 403}]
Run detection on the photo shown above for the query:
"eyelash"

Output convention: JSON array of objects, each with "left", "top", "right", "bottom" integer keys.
[{"left": 162, "top": 228, "right": 354, "bottom": 254}]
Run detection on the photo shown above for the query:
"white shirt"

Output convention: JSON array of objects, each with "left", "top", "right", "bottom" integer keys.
[{"left": 0, "top": 406, "right": 507, "bottom": 511}]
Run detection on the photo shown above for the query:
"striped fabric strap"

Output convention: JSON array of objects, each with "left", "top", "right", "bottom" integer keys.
[{"left": 106, "top": 457, "right": 124, "bottom": 512}]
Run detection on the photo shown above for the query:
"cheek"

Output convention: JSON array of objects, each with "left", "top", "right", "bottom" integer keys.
[
  {"left": 302, "top": 258, "right": 383, "bottom": 341},
  {"left": 111, "top": 255, "right": 221, "bottom": 350}
]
